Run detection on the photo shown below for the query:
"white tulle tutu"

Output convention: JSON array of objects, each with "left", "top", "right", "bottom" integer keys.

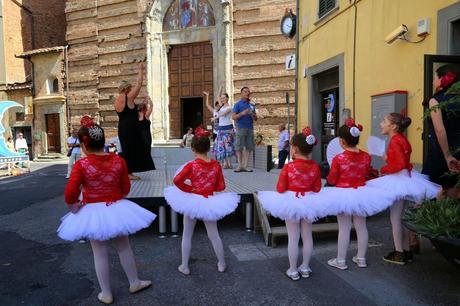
[
  {"left": 257, "top": 191, "right": 329, "bottom": 221},
  {"left": 164, "top": 186, "right": 240, "bottom": 221},
  {"left": 57, "top": 199, "right": 156, "bottom": 241},
  {"left": 366, "top": 170, "right": 440, "bottom": 203},
  {"left": 320, "top": 185, "right": 396, "bottom": 217}
]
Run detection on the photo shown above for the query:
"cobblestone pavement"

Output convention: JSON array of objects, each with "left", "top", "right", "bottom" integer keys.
[{"left": 0, "top": 163, "right": 459, "bottom": 305}]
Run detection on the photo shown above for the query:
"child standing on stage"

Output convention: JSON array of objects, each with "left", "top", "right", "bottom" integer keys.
[
  {"left": 366, "top": 113, "right": 439, "bottom": 264},
  {"left": 164, "top": 127, "right": 240, "bottom": 275},
  {"left": 259, "top": 127, "right": 323, "bottom": 281},
  {"left": 57, "top": 116, "right": 156, "bottom": 305},
  {"left": 325, "top": 119, "right": 395, "bottom": 270}
]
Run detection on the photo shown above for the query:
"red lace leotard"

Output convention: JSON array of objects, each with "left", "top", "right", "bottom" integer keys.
[
  {"left": 276, "top": 159, "right": 321, "bottom": 196},
  {"left": 65, "top": 154, "right": 131, "bottom": 204},
  {"left": 380, "top": 133, "right": 413, "bottom": 175},
  {"left": 173, "top": 158, "right": 225, "bottom": 197},
  {"left": 327, "top": 150, "right": 371, "bottom": 188}
]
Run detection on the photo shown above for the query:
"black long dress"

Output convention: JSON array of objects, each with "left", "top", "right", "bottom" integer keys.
[
  {"left": 422, "top": 91, "right": 460, "bottom": 188},
  {"left": 117, "top": 95, "right": 154, "bottom": 173},
  {"left": 139, "top": 116, "right": 156, "bottom": 170}
]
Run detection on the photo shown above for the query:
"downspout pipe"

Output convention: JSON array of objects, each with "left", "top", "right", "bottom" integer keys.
[
  {"left": 352, "top": 0, "right": 358, "bottom": 118},
  {"left": 294, "top": 0, "right": 300, "bottom": 134},
  {"left": 64, "top": 45, "right": 70, "bottom": 131}
]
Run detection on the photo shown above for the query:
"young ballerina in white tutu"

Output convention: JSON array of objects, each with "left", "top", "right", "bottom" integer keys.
[
  {"left": 258, "top": 127, "right": 323, "bottom": 280},
  {"left": 366, "top": 113, "right": 440, "bottom": 264},
  {"left": 164, "top": 127, "right": 240, "bottom": 275},
  {"left": 325, "top": 119, "right": 395, "bottom": 270},
  {"left": 57, "top": 116, "right": 156, "bottom": 304}
]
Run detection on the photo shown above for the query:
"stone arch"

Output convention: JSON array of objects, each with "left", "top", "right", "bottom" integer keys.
[{"left": 145, "top": 0, "right": 232, "bottom": 141}]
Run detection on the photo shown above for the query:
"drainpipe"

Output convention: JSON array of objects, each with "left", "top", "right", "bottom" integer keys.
[
  {"left": 294, "top": 0, "right": 300, "bottom": 134},
  {"left": 352, "top": 0, "right": 358, "bottom": 118},
  {"left": 64, "top": 45, "right": 70, "bottom": 131}
]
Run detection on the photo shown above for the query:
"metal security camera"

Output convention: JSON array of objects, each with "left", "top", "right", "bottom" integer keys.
[{"left": 384, "top": 25, "right": 408, "bottom": 44}]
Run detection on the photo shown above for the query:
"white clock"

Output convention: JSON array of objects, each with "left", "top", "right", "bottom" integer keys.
[{"left": 280, "top": 11, "right": 296, "bottom": 38}]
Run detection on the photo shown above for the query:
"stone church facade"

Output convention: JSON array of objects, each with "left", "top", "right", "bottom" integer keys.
[{"left": 66, "top": 0, "right": 295, "bottom": 144}]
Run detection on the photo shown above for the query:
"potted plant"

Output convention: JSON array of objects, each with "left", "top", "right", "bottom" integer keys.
[{"left": 403, "top": 198, "right": 460, "bottom": 266}]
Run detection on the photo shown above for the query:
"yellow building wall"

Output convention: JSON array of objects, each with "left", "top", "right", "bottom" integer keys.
[{"left": 298, "top": 0, "right": 459, "bottom": 164}]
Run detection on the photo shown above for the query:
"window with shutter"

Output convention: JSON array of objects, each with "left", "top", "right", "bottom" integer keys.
[{"left": 318, "top": 0, "right": 336, "bottom": 19}]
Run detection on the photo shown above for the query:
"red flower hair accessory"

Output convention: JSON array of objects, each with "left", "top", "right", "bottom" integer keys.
[
  {"left": 345, "top": 118, "right": 363, "bottom": 137},
  {"left": 194, "top": 127, "right": 211, "bottom": 138},
  {"left": 80, "top": 115, "right": 103, "bottom": 142},
  {"left": 301, "top": 126, "right": 317, "bottom": 145},
  {"left": 440, "top": 71, "right": 457, "bottom": 89},
  {"left": 80, "top": 115, "right": 94, "bottom": 128}
]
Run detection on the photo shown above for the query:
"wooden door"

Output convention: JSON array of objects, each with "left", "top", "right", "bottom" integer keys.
[
  {"left": 46, "top": 113, "right": 61, "bottom": 153},
  {"left": 168, "top": 41, "right": 213, "bottom": 138}
]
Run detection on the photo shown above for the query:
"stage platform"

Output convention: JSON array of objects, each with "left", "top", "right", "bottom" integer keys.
[
  {"left": 126, "top": 147, "right": 279, "bottom": 236},
  {"left": 127, "top": 166, "right": 279, "bottom": 199},
  {"left": 126, "top": 147, "right": 335, "bottom": 244}
]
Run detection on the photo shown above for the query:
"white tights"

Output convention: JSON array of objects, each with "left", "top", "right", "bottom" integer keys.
[
  {"left": 181, "top": 216, "right": 225, "bottom": 270},
  {"left": 336, "top": 214, "right": 368, "bottom": 261},
  {"left": 390, "top": 199, "right": 410, "bottom": 252},
  {"left": 90, "top": 236, "right": 141, "bottom": 297},
  {"left": 285, "top": 219, "right": 313, "bottom": 272}
]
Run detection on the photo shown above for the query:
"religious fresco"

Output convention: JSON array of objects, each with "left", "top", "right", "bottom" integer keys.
[{"left": 163, "top": 0, "right": 215, "bottom": 32}]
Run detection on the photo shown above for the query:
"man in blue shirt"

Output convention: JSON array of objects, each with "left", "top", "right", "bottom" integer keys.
[{"left": 232, "top": 86, "right": 257, "bottom": 172}]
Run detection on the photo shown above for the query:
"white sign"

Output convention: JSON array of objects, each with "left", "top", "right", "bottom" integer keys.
[{"left": 285, "top": 54, "right": 296, "bottom": 70}]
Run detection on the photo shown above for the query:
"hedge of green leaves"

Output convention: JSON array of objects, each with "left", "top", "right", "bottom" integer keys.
[{"left": 403, "top": 198, "right": 460, "bottom": 239}]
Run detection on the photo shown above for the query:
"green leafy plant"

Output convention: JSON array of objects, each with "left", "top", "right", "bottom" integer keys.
[{"left": 403, "top": 198, "right": 460, "bottom": 239}]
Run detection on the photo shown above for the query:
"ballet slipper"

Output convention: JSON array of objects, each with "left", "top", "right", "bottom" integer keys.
[
  {"left": 178, "top": 265, "right": 190, "bottom": 275},
  {"left": 97, "top": 292, "right": 113, "bottom": 305},
  {"left": 217, "top": 262, "right": 226, "bottom": 273},
  {"left": 129, "top": 280, "right": 152, "bottom": 294}
]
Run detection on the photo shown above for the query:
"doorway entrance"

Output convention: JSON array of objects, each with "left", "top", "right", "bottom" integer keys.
[
  {"left": 320, "top": 88, "right": 339, "bottom": 162},
  {"left": 181, "top": 97, "right": 204, "bottom": 135},
  {"left": 45, "top": 113, "right": 61, "bottom": 153},
  {"left": 168, "top": 41, "right": 213, "bottom": 138},
  {"left": 311, "top": 67, "right": 340, "bottom": 165},
  {"left": 423, "top": 55, "right": 460, "bottom": 163},
  {"left": 12, "top": 126, "right": 32, "bottom": 159}
]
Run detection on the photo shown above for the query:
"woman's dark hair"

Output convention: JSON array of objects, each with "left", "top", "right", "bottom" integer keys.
[
  {"left": 191, "top": 135, "right": 210, "bottom": 154},
  {"left": 291, "top": 133, "right": 314, "bottom": 156},
  {"left": 436, "top": 64, "right": 458, "bottom": 79},
  {"left": 223, "top": 93, "right": 229, "bottom": 99},
  {"left": 338, "top": 125, "right": 360, "bottom": 147},
  {"left": 186, "top": 126, "right": 193, "bottom": 133},
  {"left": 387, "top": 112, "right": 412, "bottom": 133},
  {"left": 78, "top": 124, "right": 105, "bottom": 151}
]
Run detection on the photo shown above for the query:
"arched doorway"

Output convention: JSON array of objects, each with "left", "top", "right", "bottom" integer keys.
[{"left": 146, "top": 0, "right": 232, "bottom": 141}]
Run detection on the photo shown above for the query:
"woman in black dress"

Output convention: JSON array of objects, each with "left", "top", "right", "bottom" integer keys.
[
  {"left": 115, "top": 62, "right": 152, "bottom": 180},
  {"left": 422, "top": 64, "right": 460, "bottom": 197},
  {"left": 138, "top": 97, "right": 155, "bottom": 170}
]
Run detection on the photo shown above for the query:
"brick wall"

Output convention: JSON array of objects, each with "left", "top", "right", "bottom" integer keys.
[
  {"left": 232, "top": 0, "right": 296, "bottom": 145},
  {"left": 2, "top": 0, "right": 66, "bottom": 85},
  {"left": 65, "top": 0, "right": 296, "bottom": 144}
]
